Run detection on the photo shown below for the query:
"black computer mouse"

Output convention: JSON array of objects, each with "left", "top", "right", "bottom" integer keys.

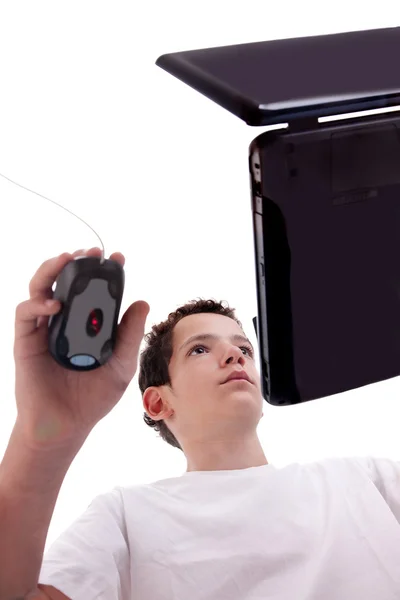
[{"left": 48, "top": 256, "right": 125, "bottom": 370}]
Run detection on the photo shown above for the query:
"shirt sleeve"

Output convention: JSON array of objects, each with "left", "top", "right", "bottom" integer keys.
[
  {"left": 352, "top": 456, "right": 400, "bottom": 524},
  {"left": 38, "top": 486, "right": 131, "bottom": 600}
]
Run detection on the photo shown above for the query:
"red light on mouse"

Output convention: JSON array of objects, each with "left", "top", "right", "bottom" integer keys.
[{"left": 87, "top": 309, "right": 103, "bottom": 337}]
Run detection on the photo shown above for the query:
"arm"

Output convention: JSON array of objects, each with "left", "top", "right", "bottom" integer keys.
[
  {"left": 0, "top": 420, "right": 85, "bottom": 600},
  {"left": 2, "top": 249, "right": 146, "bottom": 600}
]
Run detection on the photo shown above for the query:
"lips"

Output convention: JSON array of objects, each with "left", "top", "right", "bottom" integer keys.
[{"left": 223, "top": 370, "right": 252, "bottom": 384}]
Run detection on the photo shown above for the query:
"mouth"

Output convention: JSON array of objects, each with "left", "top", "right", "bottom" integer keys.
[{"left": 223, "top": 372, "right": 252, "bottom": 384}]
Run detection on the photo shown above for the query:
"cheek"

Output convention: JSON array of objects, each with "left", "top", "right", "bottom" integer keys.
[{"left": 180, "top": 366, "right": 217, "bottom": 394}]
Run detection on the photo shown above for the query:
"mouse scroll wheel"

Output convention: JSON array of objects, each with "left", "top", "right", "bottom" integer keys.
[{"left": 86, "top": 308, "right": 104, "bottom": 337}]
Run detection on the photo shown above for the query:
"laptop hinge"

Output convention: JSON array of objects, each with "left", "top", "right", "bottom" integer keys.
[{"left": 287, "top": 117, "right": 319, "bottom": 132}]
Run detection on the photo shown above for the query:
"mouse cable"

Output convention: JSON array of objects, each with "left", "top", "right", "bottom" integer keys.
[{"left": 0, "top": 171, "right": 106, "bottom": 263}]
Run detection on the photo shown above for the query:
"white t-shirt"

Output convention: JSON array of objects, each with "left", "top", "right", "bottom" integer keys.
[{"left": 39, "top": 456, "right": 400, "bottom": 600}]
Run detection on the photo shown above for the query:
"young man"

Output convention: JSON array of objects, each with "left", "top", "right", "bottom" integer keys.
[
  {"left": 139, "top": 300, "right": 268, "bottom": 474},
  {"left": 1, "top": 248, "right": 400, "bottom": 600}
]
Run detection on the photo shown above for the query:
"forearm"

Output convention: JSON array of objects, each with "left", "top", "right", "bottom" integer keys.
[{"left": 0, "top": 420, "right": 85, "bottom": 599}]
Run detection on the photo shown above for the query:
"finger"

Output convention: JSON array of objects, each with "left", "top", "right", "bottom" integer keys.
[
  {"left": 27, "top": 248, "right": 120, "bottom": 297},
  {"left": 109, "top": 251, "right": 125, "bottom": 267},
  {"left": 28, "top": 253, "right": 73, "bottom": 300},
  {"left": 15, "top": 297, "right": 61, "bottom": 342},
  {"left": 71, "top": 248, "right": 86, "bottom": 257},
  {"left": 78, "top": 247, "right": 102, "bottom": 257},
  {"left": 110, "top": 300, "right": 150, "bottom": 382}
]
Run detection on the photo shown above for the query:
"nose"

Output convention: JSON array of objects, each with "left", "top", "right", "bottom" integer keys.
[{"left": 223, "top": 344, "right": 246, "bottom": 365}]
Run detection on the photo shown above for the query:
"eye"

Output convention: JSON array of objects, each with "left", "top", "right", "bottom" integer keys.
[
  {"left": 188, "top": 344, "right": 208, "bottom": 356},
  {"left": 243, "top": 345, "right": 254, "bottom": 358},
  {"left": 188, "top": 344, "right": 254, "bottom": 358}
]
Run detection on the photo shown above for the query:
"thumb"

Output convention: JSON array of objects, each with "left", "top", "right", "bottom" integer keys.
[{"left": 111, "top": 300, "right": 150, "bottom": 379}]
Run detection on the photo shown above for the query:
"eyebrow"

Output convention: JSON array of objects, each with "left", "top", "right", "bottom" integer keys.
[{"left": 179, "top": 333, "right": 254, "bottom": 354}]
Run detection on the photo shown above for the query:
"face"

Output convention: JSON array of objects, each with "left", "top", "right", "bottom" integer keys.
[{"left": 143, "top": 313, "right": 264, "bottom": 447}]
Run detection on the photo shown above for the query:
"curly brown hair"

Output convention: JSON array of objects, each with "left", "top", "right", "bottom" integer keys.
[{"left": 138, "top": 298, "right": 243, "bottom": 451}]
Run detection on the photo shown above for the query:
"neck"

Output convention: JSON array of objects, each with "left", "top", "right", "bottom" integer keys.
[{"left": 184, "top": 433, "right": 268, "bottom": 473}]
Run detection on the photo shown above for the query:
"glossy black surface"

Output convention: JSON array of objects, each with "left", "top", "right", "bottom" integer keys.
[
  {"left": 251, "top": 114, "right": 400, "bottom": 404},
  {"left": 157, "top": 27, "right": 400, "bottom": 125}
]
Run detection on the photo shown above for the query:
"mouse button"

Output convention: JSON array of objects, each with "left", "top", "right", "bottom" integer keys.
[
  {"left": 56, "top": 334, "right": 69, "bottom": 357},
  {"left": 70, "top": 355, "right": 96, "bottom": 367},
  {"left": 108, "top": 279, "right": 121, "bottom": 299},
  {"left": 74, "top": 276, "right": 90, "bottom": 295}
]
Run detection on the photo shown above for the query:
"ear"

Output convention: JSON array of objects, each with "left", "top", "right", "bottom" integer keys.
[{"left": 143, "top": 386, "right": 173, "bottom": 421}]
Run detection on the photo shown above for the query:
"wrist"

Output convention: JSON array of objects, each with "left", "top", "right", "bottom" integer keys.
[{"left": 0, "top": 420, "right": 85, "bottom": 496}]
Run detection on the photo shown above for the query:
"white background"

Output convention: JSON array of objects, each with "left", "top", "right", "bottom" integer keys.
[{"left": 0, "top": 1, "right": 399, "bottom": 549}]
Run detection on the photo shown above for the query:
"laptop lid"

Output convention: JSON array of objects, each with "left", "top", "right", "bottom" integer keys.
[{"left": 156, "top": 27, "right": 400, "bottom": 126}]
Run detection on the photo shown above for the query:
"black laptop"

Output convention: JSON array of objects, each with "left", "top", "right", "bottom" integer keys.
[{"left": 156, "top": 27, "right": 400, "bottom": 406}]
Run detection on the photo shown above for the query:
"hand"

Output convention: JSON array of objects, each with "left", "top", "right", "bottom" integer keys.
[{"left": 13, "top": 247, "right": 150, "bottom": 450}]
